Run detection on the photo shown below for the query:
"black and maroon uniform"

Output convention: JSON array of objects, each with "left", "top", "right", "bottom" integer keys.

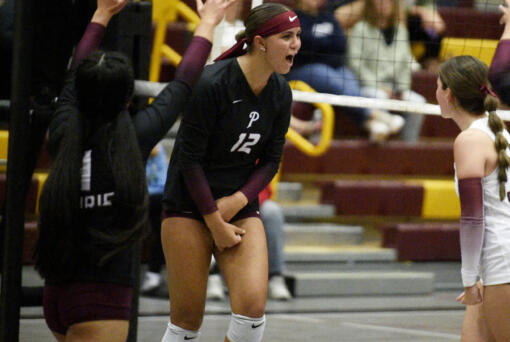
[
  {"left": 41, "top": 22, "right": 212, "bottom": 335},
  {"left": 163, "top": 58, "right": 292, "bottom": 217}
]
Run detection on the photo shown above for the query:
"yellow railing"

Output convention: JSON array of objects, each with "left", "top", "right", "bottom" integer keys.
[
  {"left": 287, "top": 80, "right": 335, "bottom": 157},
  {"left": 149, "top": 0, "right": 200, "bottom": 82}
]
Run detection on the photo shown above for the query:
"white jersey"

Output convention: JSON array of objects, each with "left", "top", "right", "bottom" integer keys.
[{"left": 455, "top": 116, "right": 510, "bottom": 285}]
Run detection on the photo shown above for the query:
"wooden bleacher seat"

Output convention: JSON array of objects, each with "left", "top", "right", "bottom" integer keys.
[
  {"left": 281, "top": 140, "right": 454, "bottom": 176},
  {"left": 438, "top": 7, "right": 503, "bottom": 40},
  {"left": 321, "top": 180, "right": 424, "bottom": 217},
  {"left": 380, "top": 223, "right": 460, "bottom": 261}
]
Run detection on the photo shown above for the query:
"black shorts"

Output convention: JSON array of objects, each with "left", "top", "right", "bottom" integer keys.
[{"left": 43, "top": 282, "right": 132, "bottom": 335}]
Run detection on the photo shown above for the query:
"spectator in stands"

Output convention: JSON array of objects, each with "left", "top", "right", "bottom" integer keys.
[
  {"left": 437, "top": 55, "right": 510, "bottom": 342},
  {"left": 348, "top": 0, "right": 426, "bottom": 142},
  {"left": 406, "top": 0, "right": 446, "bottom": 72},
  {"left": 33, "top": 0, "right": 232, "bottom": 340},
  {"left": 327, "top": 0, "right": 446, "bottom": 72},
  {"left": 287, "top": 0, "right": 405, "bottom": 142},
  {"left": 141, "top": 143, "right": 168, "bottom": 295}
]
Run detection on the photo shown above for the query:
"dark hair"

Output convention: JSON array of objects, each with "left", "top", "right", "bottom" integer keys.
[
  {"left": 35, "top": 52, "right": 148, "bottom": 279},
  {"left": 363, "top": 0, "right": 399, "bottom": 28},
  {"left": 440, "top": 55, "right": 510, "bottom": 201},
  {"left": 235, "top": 2, "right": 290, "bottom": 51},
  {"left": 75, "top": 51, "right": 134, "bottom": 120}
]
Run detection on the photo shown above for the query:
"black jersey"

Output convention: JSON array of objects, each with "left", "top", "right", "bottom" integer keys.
[
  {"left": 163, "top": 58, "right": 292, "bottom": 213},
  {"left": 45, "top": 74, "right": 192, "bottom": 286}
]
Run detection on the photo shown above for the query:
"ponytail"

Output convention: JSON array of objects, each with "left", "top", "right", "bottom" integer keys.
[{"left": 486, "top": 93, "right": 510, "bottom": 201}]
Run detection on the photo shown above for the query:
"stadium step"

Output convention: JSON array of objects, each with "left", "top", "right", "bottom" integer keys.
[
  {"left": 281, "top": 139, "right": 454, "bottom": 177},
  {"left": 285, "top": 245, "right": 397, "bottom": 265},
  {"left": 284, "top": 223, "right": 363, "bottom": 247},
  {"left": 280, "top": 203, "right": 336, "bottom": 222},
  {"left": 288, "top": 270, "right": 435, "bottom": 297},
  {"left": 380, "top": 222, "right": 460, "bottom": 262},
  {"left": 320, "top": 179, "right": 459, "bottom": 219},
  {"left": 276, "top": 182, "right": 303, "bottom": 202}
]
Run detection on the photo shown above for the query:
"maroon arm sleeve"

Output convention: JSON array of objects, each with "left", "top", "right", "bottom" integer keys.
[
  {"left": 489, "top": 40, "right": 510, "bottom": 102},
  {"left": 182, "top": 167, "right": 218, "bottom": 215},
  {"left": 70, "top": 22, "right": 106, "bottom": 69},
  {"left": 174, "top": 36, "right": 212, "bottom": 88},
  {"left": 239, "top": 163, "right": 278, "bottom": 203},
  {"left": 489, "top": 40, "right": 510, "bottom": 77},
  {"left": 458, "top": 177, "right": 485, "bottom": 287}
]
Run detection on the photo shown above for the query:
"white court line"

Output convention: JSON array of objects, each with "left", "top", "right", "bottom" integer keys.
[
  {"left": 271, "top": 314, "right": 323, "bottom": 324},
  {"left": 341, "top": 322, "right": 460, "bottom": 340}
]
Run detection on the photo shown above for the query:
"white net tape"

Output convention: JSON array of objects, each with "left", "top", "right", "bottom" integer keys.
[{"left": 134, "top": 80, "right": 510, "bottom": 121}]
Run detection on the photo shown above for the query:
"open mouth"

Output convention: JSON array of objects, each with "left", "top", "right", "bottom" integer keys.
[{"left": 286, "top": 55, "right": 294, "bottom": 64}]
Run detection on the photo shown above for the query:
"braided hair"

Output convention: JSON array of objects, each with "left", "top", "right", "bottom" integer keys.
[{"left": 439, "top": 55, "right": 510, "bottom": 200}]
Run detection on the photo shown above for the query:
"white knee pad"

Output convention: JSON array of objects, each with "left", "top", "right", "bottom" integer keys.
[
  {"left": 161, "top": 321, "right": 201, "bottom": 342},
  {"left": 226, "top": 313, "right": 266, "bottom": 342}
]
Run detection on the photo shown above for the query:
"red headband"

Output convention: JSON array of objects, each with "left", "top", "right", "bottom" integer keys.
[
  {"left": 480, "top": 84, "right": 498, "bottom": 98},
  {"left": 214, "top": 10, "right": 300, "bottom": 62}
]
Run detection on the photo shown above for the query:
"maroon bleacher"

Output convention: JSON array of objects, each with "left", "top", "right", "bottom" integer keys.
[
  {"left": 380, "top": 222, "right": 460, "bottom": 261},
  {"left": 439, "top": 7, "right": 503, "bottom": 40},
  {"left": 281, "top": 139, "right": 454, "bottom": 176},
  {"left": 321, "top": 180, "right": 424, "bottom": 217}
]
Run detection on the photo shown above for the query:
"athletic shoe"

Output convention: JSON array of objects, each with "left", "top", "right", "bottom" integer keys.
[
  {"left": 206, "top": 274, "right": 226, "bottom": 301},
  {"left": 365, "top": 119, "right": 391, "bottom": 142},
  {"left": 141, "top": 271, "right": 161, "bottom": 294},
  {"left": 268, "top": 275, "right": 292, "bottom": 301},
  {"left": 371, "top": 110, "right": 405, "bottom": 135}
]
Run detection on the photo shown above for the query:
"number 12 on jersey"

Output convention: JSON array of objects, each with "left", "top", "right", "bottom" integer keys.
[{"left": 230, "top": 133, "right": 261, "bottom": 154}]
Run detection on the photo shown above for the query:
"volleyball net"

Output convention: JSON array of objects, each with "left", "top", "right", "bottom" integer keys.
[{"left": 133, "top": 80, "right": 510, "bottom": 120}]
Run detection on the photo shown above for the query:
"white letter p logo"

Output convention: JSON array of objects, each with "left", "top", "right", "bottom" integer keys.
[{"left": 247, "top": 111, "right": 260, "bottom": 128}]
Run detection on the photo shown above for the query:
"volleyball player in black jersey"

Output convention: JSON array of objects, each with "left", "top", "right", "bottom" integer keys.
[
  {"left": 160, "top": 3, "right": 301, "bottom": 342},
  {"left": 33, "top": 0, "right": 233, "bottom": 341}
]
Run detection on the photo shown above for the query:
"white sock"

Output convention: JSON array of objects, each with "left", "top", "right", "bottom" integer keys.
[{"left": 161, "top": 321, "right": 201, "bottom": 342}]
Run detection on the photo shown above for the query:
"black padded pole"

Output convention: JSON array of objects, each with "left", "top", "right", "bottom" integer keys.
[{"left": 0, "top": 0, "right": 34, "bottom": 340}]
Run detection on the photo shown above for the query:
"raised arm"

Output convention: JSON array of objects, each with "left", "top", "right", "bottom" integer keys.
[
  {"left": 134, "top": 0, "right": 239, "bottom": 158},
  {"left": 49, "top": 0, "right": 128, "bottom": 155},
  {"left": 71, "top": 0, "right": 128, "bottom": 68},
  {"left": 489, "top": 0, "right": 510, "bottom": 100}
]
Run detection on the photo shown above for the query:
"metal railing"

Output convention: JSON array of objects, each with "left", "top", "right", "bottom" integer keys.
[
  {"left": 149, "top": 0, "right": 200, "bottom": 82},
  {"left": 287, "top": 80, "right": 334, "bottom": 157}
]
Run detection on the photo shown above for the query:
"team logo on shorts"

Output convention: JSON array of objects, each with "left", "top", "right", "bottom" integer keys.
[{"left": 247, "top": 111, "right": 260, "bottom": 128}]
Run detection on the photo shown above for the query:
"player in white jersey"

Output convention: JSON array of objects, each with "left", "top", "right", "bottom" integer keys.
[{"left": 437, "top": 55, "right": 510, "bottom": 341}]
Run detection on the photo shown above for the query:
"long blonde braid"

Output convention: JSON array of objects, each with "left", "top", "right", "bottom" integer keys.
[{"left": 486, "top": 95, "right": 510, "bottom": 200}]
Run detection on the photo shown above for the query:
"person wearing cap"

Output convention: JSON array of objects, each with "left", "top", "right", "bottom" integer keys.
[
  {"left": 159, "top": 3, "right": 300, "bottom": 342},
  {"left": 33, "top": 0, "right": 234, "bottom": 340}
]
